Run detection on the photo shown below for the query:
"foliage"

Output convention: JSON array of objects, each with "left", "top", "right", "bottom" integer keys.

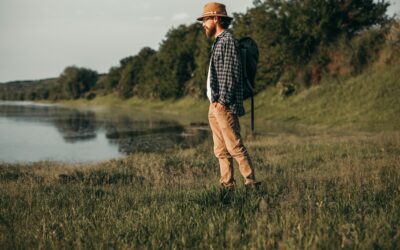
[
  {"left": 99, "top": 66, "right": 120, "bottom": 91},
  {"left": 58, "top": 66, "right": 99, "bottom": 99},
  {"left": 152, "top": 23, "right": 202, "bottom": 99},
  {"left": 381, "top": 18, "right": 400, "bottom": 64},
  {"left": 117, "top": 47, "right": 156, "bottom": 99},
  {"left": 348, "top": 28, "right": 387, "bottom": 73},
  {"left": 233, "top": 0, "right": 390, "bottom": 88},
  {"left": 99, "top": 24, "right": 205, "bottom": 100},
  {"left": 131, "top": 24, "right": 205, "bottom": 99},
  {"left": 233, "top": 3, "right": 286, "bottom": 92},
  {"left": 0, "top": 78, "right": 62, "bottom": 101},
  {"left": 185, "top": 32, "right": 212, "bottom": 98}
]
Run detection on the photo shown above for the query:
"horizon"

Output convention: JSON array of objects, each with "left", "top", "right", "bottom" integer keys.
[{"left": 0, "top": 0, "right": 399, "bottom": 83}]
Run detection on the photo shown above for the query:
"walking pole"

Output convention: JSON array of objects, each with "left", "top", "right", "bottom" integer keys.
[{"left": 251, "top": 93, "right": 254, "bottom": 133}]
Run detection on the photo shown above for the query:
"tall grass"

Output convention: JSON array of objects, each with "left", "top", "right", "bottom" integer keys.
[
  {"left": 248, "top": 62, "right": 400, "bottom": 131},
  {"left": 1, "top": 130, "right": 399, "bottom": 248}
]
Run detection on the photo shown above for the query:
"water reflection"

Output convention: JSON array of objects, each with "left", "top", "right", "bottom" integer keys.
[
  {"left": 106, "top": 122, "right": 208, "bottom": 153},
  {"left": 103, "top": 116, "right": 208, "bottom": 153},
  {"left": 54, "top": 111, "right": 97, "bottom": 142},
  {"left": 0, "top": 101, "right": 208, "bottom": 162}
]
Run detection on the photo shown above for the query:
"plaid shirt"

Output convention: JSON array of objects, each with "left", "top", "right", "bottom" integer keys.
[{"left": 209, "top": 30, "right": 245, "bottom": 117}]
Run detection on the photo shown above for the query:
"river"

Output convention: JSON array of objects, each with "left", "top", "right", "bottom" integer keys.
[{"left": 0, "top": 101, "right": 208, "bottom": 163}]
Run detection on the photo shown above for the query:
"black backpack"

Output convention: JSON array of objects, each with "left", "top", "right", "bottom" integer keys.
[{"left": 238, "top": 37, "right": 259, "bottom": 132}]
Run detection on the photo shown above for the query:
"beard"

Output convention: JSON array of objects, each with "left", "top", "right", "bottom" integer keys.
[{"left": 204, "top": 25, "right": 216, "bottom": 38}]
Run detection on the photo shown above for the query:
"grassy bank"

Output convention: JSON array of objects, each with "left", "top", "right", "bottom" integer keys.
[
  {"left": 1, "top": 63, "right": 399, "bottom": 248},
  {"left": 253, "top": 63, "right": 400, "bottom": 131}
]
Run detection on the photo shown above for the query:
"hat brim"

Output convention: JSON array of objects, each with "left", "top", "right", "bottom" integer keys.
[{"left": 196, "top": 14, "right": 233, "bottom": 21}]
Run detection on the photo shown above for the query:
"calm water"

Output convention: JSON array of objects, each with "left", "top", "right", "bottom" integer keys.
[{"left": 0, "top": 101, "right": 208, "bottom": 163}]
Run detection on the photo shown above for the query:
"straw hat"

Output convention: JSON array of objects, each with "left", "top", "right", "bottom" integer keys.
[{"left": 196, "top": 2, "right": 233, "bottom": 21}]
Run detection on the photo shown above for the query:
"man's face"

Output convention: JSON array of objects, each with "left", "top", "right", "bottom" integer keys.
[{"left": 202, "top": 16, "right": 216, "bottom": 38}]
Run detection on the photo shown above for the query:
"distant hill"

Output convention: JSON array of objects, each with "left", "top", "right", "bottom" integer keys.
[
  {"left": 0, "top": 77, "right": 59, "bottom": 100},
  {"left": 0, "top": 74, "right": 107, "bottom": 101},
  {"left": 0, "top": 77, "right": 59, "bottom": 86}
]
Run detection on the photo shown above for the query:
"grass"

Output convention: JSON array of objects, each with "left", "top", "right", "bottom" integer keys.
[
  {"left": 249, "top": 63, "right": 400, "bottom": 131},
  {"left": 1, "top": 131, "right": 399, "bottom": 248},
  {"left": 1, "top": 63, "right": 399, "bottom": 248}
]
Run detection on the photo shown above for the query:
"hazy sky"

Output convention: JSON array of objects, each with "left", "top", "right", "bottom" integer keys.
[
  {"left": 0, "top": 0, "right": 254, "bottom": 82},
  {"left": 0, "top": 0, "right": 399, "bottom": 83}
]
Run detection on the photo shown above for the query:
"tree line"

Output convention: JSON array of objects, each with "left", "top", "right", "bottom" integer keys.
[{"left": 0, "top": 0, "right": 394, "bottom": 101}]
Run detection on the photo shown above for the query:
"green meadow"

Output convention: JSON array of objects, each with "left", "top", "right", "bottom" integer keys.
[{"left": 1, "top": 63, "right": 399, "bottom": 248}]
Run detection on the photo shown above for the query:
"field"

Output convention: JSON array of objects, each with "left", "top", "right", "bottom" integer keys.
[{"left": 1, "top": 64, "right": 399, "bottom": 249}]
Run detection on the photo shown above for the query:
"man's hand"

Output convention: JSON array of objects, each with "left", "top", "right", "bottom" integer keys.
[{"left": 213, "top": 102, "right": 226, "bottom": 111}]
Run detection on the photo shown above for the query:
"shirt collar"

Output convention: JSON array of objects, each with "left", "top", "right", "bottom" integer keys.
[
  {"left": 211, "top": 30, "right": 228, "bottom": 54},
  {"left": 215, "top": 30, "right": 227, "bottom": 40}
]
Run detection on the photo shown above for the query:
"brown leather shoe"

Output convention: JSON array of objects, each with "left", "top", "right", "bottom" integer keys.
[
  {"left": 221, "top": 181, "right": 236, "bottom": 190},
  {"left": 245, "top": 181, "right": 261, "bottom": 190}
]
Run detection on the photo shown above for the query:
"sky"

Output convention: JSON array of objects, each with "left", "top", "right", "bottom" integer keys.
[
  {"left": 0, "top": 0, "right": 399, "bottom": 83},
  {"left": 0, "top": 0, "right": 254, "bottom": 82}
]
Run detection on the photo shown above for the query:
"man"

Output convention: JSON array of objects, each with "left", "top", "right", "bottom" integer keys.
[{"left": 197, "top": 2, "right": 260, "bottom": 189}]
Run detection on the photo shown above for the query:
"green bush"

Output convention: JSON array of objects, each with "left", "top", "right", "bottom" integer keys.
[{"left": 58, "top": 66, "right": 99, "bottom": 99}]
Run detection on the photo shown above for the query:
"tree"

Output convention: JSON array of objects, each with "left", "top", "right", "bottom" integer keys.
[
  {"left": 233, "top": 0, "right": 390, "bottom": 88},
  {"left": 101, "top": 66, "right": 121, "bottom": 91},
  {"left": 147, "top": 23, "right": 203, "bottom": 99},
  {"left": 58, "top": 66, "right": 98, "bottom": 99},
  {"left": 187, "top": 31, "right": 212, "bottom": 98},
  {"left": 117, "top": 47, "right": 156, "bottom": 99}
]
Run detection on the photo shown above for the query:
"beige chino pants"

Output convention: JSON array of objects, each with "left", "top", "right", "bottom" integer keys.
[{"left": 208, "top": 104, "right": 256, "bottom": 186}]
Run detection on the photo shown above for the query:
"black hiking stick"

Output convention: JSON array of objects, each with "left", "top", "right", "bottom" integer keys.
[{"left": 251, "top": 94, "right": 254, "bottom": 132}]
